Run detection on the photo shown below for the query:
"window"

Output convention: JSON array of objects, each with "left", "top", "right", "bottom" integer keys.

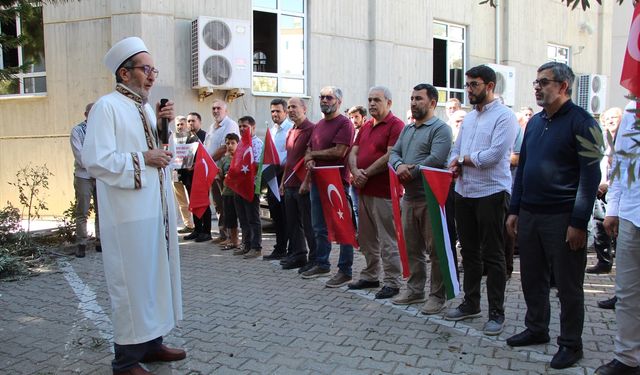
[
  {"left": 547, "top": 44, "right": 570, "bottom": 65},
  {"left": 0, "top": 7, "right": 46, "bottom": 96},
  {"left": 252, "top": 0, "right": 306, "bottom": 95},
  {"left": 433, "top": 21, "right": 466, "bottom": 104}
]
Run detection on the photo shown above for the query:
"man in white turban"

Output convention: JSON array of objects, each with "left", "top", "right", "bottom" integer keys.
[{"left": 82, "top": 36, "right": 185, "bottom": 375}]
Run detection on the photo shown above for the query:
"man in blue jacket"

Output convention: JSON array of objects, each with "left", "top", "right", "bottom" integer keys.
[{"left": 505, "top": 62, "right": 601, "bottom": 369}]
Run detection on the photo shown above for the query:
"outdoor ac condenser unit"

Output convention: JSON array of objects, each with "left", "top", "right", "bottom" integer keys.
[
  {"left": 576, "top": 74, "right": 608, "bottom": 115},
  {"left": 486, "top": 63, "right": 516, "bottom": 107},
  {"left": 191, "top": 16, "right": 251, "bottom": 90}
]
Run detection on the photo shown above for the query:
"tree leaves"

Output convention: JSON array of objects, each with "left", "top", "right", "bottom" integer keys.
[
  {"left": 480, "top": 0, "right": 626, "bottom": 10},
  {"left": 577, "top": 126, "right": 605, "bottom": 165}
]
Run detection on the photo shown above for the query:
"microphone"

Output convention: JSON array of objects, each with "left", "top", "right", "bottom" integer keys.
[{"left": 159, "top": 98, "right": 169, "bottom": 150}]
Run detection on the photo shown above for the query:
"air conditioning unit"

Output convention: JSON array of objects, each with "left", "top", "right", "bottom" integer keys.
[
  {"left": 191, "top": 16, "right": 251, "bottom": 90},
  {"left": 486, "top": 63, "right": 516, "bottom": 107},
  {"left": 576, "top": 74, "right": 607, "bottom": 114}
]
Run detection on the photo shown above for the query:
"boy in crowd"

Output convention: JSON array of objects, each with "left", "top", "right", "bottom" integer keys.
[{"left": 219, "top": 133, "right": 241, "bottom": 250}]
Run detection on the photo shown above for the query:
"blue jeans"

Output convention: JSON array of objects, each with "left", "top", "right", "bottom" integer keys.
[{"left": 310, "top": 183, "right": 354, "bottom": 276}]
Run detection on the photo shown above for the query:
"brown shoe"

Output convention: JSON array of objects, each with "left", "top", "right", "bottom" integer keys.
[
  {"left": 113, "top": 364, "right": 153, "bottom": 375},
  {"left": 243, "top": 248, "right": 262, "bottom": 259},
  {"left": 140, "top": 344, "right": 186, "bottom": 363},
  {"left": 212, "top": 236, "right": 227, "bottom": 244}
]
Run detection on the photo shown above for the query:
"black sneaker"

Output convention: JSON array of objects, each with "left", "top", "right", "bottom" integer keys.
[
  {"left": 183, "top": 231, "right": 199, "bottom": 241},
  {"left": 298, "top": 262, "right": 315, "bottom": 274},
  {"left": 586, "top": 262, "right": 612, "bottom": 274},
  {"left": 263, "top": 250, "right": 286, "bottom": 261},
  {"left": 595, "top": 359, "right": 640, "bottom": 375},
  {"left": 597, "top": 296, "right": 617, "bottom": 310},
  {"left": 348, "top": 279, "right": 380, "bottom": 290},
  {"left": 550, "top": 345, "right": 583, "bottom": 369},
  {"left": 300, "top": 265, "right": 330, "bottom": 279},
  {"left": 194, "top": 233, "right": 212, "bottom": 242},
  {"left": 444, "top": 301, "right": 482, "bottom": 321},
  {"left": 374, "top": 286, "right": 400, "bottom": 299}
]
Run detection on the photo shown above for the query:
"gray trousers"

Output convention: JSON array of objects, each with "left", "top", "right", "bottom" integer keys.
[
  {"left": 357, "top": 195, "right": 402, "bottom": 288},
  {"left": 74, "top": 176, "right": 99, "bottom": 245},
  {"left": 402, "top": 199, "right": 444, "bottom": 299},
  {"left": 615, "top": 218, "right": 640, "bottom": 367},
  {"left": 173, "top": 181, "right": 193, "bottom": 228},
  {"left": 518, "top": 209, "right": 586, "bottom": 349}
]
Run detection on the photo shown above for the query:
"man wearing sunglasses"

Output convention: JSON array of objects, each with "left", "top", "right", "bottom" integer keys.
[
  {"left": 82, "top": 37, "right": 185, "bottom": 375},
  {"left": 506, "top": 62, "right": 601, "bottom": 369},
  {"left": 300, "top": 86, "right": 355, "bottom": 287},
  {"left": 446, "top": 65, "right": 518, "bottom": 337}
]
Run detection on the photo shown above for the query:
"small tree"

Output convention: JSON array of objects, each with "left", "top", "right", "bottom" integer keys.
[{"left": 7, "top": 164, "right": 53, "bottom": 235}]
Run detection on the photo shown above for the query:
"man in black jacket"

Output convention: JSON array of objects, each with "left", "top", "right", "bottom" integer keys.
[
  {"left": 505, "top": 62, "right": 601, "bottom": 369},
  {"left": 183, "top": 112, "right": 211, "bottom": 242}
]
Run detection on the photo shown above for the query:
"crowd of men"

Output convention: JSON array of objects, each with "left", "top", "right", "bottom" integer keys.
[{"left": 71, "top": 35, "right": 638, "bottom": 375}]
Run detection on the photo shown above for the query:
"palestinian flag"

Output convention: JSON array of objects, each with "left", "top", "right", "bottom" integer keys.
[
  {"left": 255, "top": 128, "right": 281, "bottom": 201},
  {"left": 420, "top": 166, "right": 460, "bottom": 300}
]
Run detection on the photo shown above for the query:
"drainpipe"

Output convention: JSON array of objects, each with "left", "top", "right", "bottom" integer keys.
[{"left": 495, "top": 0, "right": 501, "bottom": 64}]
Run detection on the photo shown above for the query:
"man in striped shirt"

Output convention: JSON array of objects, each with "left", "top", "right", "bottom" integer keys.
[{"left": 445, "top": 65, "right": 518, "bottom": 336}]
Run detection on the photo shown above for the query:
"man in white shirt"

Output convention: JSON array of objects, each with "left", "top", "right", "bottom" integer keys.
[
  {"left": 263, "top": 98, "right": 293, "bottom": 260},
  {"left": 596, "top": 102, "right": 640, "bottom": 375},
  {"left": 70, "top": 102, "right": 100, "bottom": 258},
  {"left": 205, "top": 99, "right": 240, "bottom": 243},
  {"left": 445, "top": 65, "right": 518, "bottom": 336}
]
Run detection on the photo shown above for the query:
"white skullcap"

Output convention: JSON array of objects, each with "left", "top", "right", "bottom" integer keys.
[{"left": 103, "top": 36, "right": 148, "bottom": 74}]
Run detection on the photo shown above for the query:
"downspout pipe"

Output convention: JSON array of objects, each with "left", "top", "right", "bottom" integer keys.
[{"left": 495, "top": 0, "right": 501, "bottom": 64}]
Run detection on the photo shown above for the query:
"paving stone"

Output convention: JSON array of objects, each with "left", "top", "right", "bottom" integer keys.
[{"left": 0, "top": 237, "right": 618, "bottom": 374}]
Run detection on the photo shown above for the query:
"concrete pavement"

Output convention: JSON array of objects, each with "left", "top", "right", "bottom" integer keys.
[{"left": 0, "top": 231, "right": 617, "bottom": 374}]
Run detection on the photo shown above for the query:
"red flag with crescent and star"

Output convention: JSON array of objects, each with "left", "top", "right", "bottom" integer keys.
[
  {"left": 622, "top": 3, "right": 640, "bottom": 103},
  {"left": 225, "top": 128, "right": 256, "bottom": 202},
  {"left": 313, "top": 166, "right": 358, "bottom": 247},
  {"left": 189, "top": 143, "right": 219, "bottom": 219}
]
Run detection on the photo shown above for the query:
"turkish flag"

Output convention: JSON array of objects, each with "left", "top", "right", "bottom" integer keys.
[
  {"left": 189, "top": 143, "right": 219, "bottom": 219},
  {"left": 225, "top": 128, "right": 256, "bottom": 202},
  {"left": 388, "top": 165, "right": 410, "bottom": 278},
  {"left": 313, "top": 166, "right": 358, "bottom": 247},
  {"left": 621, "top": 4, "right": 640, "bottom": 97}
]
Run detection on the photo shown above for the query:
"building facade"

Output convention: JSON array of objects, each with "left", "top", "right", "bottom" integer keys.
[{"left": 0, "top": 0, "right": 623, "bottom": 215}]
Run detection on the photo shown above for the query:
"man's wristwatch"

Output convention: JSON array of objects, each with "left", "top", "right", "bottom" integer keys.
[{"left": 458, "top": 155, "right": 464, "bottom": 166}]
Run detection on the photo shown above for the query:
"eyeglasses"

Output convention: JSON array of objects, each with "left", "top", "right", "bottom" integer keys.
[
  {"left": 532, "top": 78, "right": 562, "bottom": 87},
  {"left": 127, "top": 65, "right": 159, "bottom": 77},
  {"left": 319, "top": 95, "right": 335, "bottom": 101},
  {"left": 464, "top": 81, "right": 485, "bottom": 89}
]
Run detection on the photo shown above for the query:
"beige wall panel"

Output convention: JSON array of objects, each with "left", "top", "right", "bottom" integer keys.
[
  {"left": 44, "top": 0, "right": 110, "bottom": 24},
  {"left": 308, "top": 0, "right": 370, "bottom": 39},
  {"left": 174, "top": 0, "right": 251, "bottom": 20},
  {"left": 0, "top": 139, "right": 75, "bottom": 216},
  {"left": 109, "top": 0, "right": 143, "bottom": 16},
  {"left": 372, "top": 0, "right": 430, "bottom": 47},
  {"left": 110, "top": 14, "right": 144, "bottom": 43},
  {"left": 609, "top": 3, "right": 634, "bottom": 107},
  {"left": 368, "top": 42, "right": 433, "bottom": 116}
]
